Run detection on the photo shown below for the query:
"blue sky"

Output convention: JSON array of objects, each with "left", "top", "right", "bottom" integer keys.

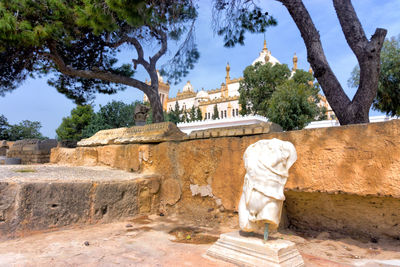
[{"left": 0, "top": 0, "right": 399, "bottom": 138}]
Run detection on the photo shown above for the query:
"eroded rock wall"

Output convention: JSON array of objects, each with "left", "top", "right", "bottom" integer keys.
[
  {"left": 50, "top": 120, "right": 400, "bottom": 239},
  {"left": 0, "top": 177, "right": 160, "bottom": 240}
]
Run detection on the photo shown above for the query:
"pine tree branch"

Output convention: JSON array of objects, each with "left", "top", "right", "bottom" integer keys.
[{"left": 44, "top": 42, "right": 152, "bottom": 95}]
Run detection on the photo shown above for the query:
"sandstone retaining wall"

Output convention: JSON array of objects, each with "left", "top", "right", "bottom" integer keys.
[
  {"left": 51, "top": 120, "right": 400, "bottom": 240},
  {"left": 0, "top": 167, "right": 160, "bottom": 240}
]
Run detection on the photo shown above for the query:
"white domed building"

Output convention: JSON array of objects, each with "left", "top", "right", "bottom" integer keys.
[
  {"left": 195, "top": 89, "right": 210, "bottom": 106},
  {"left": 252, "top": 40, "right": 281, "bottom": 66},
  {"left": 161, "top": 40, "right": 334, "bottom": 122},
  {"left": 166, "top": 40, "right": 299, "bottom": 120}
]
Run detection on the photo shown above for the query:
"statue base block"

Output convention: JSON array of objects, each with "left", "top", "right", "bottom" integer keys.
[{"left": 206, "top": 231, "right": 304, "bottom": 267}]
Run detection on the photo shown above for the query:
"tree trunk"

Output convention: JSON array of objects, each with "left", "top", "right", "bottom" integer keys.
[
  {"left": 277, "top": 0, "right": 386, "bottom": 125},
  {"left": 146, "top": 89, "right": 164, "bottom": 123}
]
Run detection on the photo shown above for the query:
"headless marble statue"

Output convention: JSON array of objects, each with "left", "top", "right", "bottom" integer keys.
[{"left": 238, "top": 138, "right": 297, "bottom": 240}]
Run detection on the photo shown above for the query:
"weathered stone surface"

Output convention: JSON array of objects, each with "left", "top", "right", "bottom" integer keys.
[
  {"left": 0, "top": 182, "right": 18, "bottom": 232},
  {"left": 161, "top": 179, "right": 181, "bottom": 206},
  {"left": 0, "top": 142, "right": 8, "bottom": 156},
  {"left": 92, "top": 182, "right": 139, "bottom": 222},
  {"left": 16, "top": 182, "right": 92, "bottom": 231},
  {"left": 50, "top": 120, "right": 400, "bottom": 240},
  {"left": 7, "top": 139, "right": 57, "bottom": 164},
  {"left": 188, "top": 122, "right": 282, "bottom": 139},
  {"left": 97, "top": 145, "right": 141, "bottom": 172},
  {"left": 207, "top": 231, "right": 304, "bottom": 267},
  {"left": 0, "top": 165, "right": 161, "bottom": 240},
  {"left": 49, "top": 147, "right": 79, "bottom": 165},
  {"left": 0, "top": 147, "right": 7, "bottom": 156},
  {"left": 77, "top": 122, "right": 186, "bottom": 147},
  {"left": 285, "top": 191, "right": 400, "bottom": 241}
]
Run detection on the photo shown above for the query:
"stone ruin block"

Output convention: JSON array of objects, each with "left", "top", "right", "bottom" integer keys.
[
  {"left": 0, "top": 141, "right": 9, "bottom": 156},
  {"left": 77, "top": 122, "right": 186, "bottom": 147},
  {"left": 6, "top": 139, "right": 58, "bottom": 164},
  {"left": 0, "top": 147, "right": 7, "bottom": 157}
]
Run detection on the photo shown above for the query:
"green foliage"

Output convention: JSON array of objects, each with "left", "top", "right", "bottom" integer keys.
[
  {"left": 348, "top": 35, "right": 400, "bottom": 116},
  {"left": 267, "top": 80, "right": 324, "bottom": 131},
  {"left": 239, "top": 62, "right": 291, "bottom": 117},
  {"left": 0, "top": 0, "right": 278, "bottom": 107},
  {"left": 174, "top": 106, "right": 202, "bottom": 123},
  {"left": 56, "top": 105, "right": 95, "bottom": 141},
  {"left": 189, "top": 107, "right": 196, "bottom": 122},
  {"left": 182, "top": 109, "right": 189, "bottom": 122},
  {"left": 239, "top": 63, "right": 325, "bottom": 130},
  {"left": 212, "top": 1, "right": 277, "bottom": 47},
  {"left": 57, "top": 101, "right": 143, "bottom": 140},
  {"left": 83, "top": 100, "right": 137, "bottom": 137},
  {"left": 0, "top": 0, "right": 199, "bottom": 104},
  {"left": 292, "top": 69, "right": 315, "bottom": 85},
  {"left": 166, "top": 101, "right": 182, "bottom": 124},
  {"left": 212, "top": 104, "right": 220, "bottom": 120},
  {"left": 195, "top": 107, "right": 202, "bottom": 121},
  {"left": 7, "top": 120, "right": 46, "bottom": 141},
  {"left": 0, "top": 114, "right": 10, "bottom": 140},
  {"left": 145, "top": 106, "right": 168, "bottom": 124},
  {"left": 165, "top": 102, "right": 203, "bottom": 124},
  {"left": 0, "top": 114, "right": 46, "bottom": 140}
]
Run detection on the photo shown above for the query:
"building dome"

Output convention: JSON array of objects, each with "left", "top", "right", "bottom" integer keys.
[
  {"left": 182, "top": 81, "right": 194, "bottom": 92},
  {"left": 252, "top": 40, "right": 280, "bottom": 66},
  {"left": 196, "top": 89, "right": 209, "bottom": 99}
]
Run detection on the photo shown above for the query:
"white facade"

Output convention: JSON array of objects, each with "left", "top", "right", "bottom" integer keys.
[
  {"left": 177, "top": 115, "right": 269, "bottom": 134},
  {"left": 177, "top": 115, "right": 398, "bottom": 134},
  {"left": 166, "top": 39, "right": 333, "bottom": 122},
  {"left": 305, "top": 116, "right": 398, "bottom": 129}
]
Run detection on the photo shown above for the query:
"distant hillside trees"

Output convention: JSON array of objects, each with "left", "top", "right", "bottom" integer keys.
[
  {"left": 83, "top": 101, "right": 138, "bottom": 137},
  {"left": 0, "top": 114, "right": 46, "bottom": 140},
  {"left": 56, "top": 101, "right": 140, "bottom": 141}
]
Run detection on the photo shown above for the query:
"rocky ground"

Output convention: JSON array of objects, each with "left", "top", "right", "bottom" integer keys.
[{"left": 0, "top": 213, "right": 399, "bottom": 267}]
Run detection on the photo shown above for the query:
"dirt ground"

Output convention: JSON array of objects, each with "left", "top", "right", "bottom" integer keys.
[{"left": 0, "top": 213, "right": 399, "bottom": 267}]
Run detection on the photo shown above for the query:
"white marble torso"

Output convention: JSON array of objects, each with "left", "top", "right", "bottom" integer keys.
[{"left": 239, "top": 139, "right": 297, "bottom": 232}]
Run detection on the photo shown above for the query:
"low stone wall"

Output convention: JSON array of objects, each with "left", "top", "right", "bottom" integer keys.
[
  {"left": 0, "top": 166, "right": 160, "bottom": 240},
  {"left": 7, "top": 139, "right": 58, "bottom": 164},
  {"left": 51, "top": 120, "right": 400, "bottom": 240}
]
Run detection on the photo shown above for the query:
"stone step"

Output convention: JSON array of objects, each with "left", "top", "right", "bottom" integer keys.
[{"left": 0, "top": 165, "right": 160, "bottom": 240}]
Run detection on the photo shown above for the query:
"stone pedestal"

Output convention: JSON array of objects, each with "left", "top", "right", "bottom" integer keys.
[{"left": 206, "top": 231, "right": 304, "bottom": 267}]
